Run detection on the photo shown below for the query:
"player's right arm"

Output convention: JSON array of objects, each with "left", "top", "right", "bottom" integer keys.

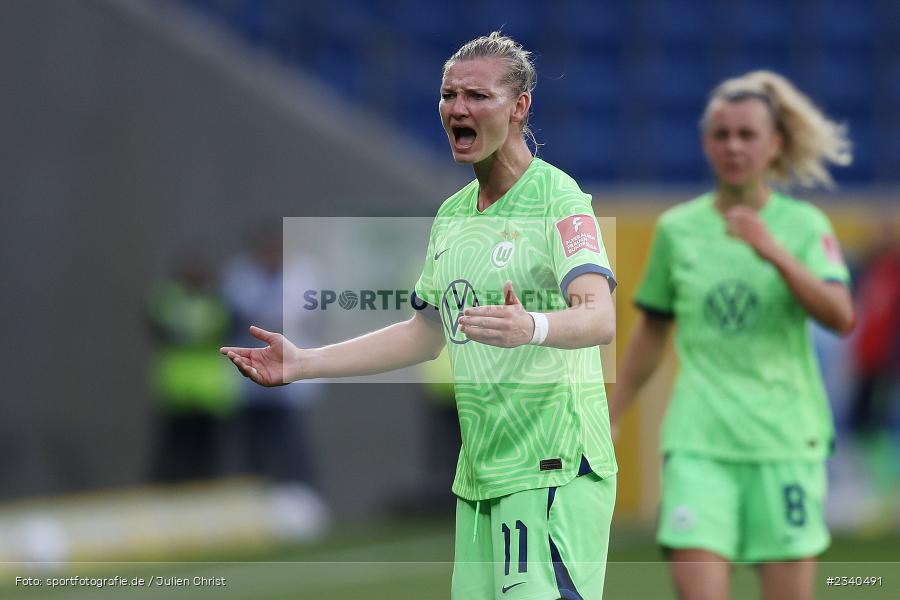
[
  {"left": 608, "top": 312, "right": 673, "bottom": 439},
  {"left": 221, "top": 312, "right": 446, "bottom": 387}
]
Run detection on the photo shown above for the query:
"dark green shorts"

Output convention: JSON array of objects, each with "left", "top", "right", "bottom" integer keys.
[
  {"left": 657, "top": 453, "right": 829, "bottom": 562},
  {"left": 452, "top": 472, "right": 616, "bottom": 600}
]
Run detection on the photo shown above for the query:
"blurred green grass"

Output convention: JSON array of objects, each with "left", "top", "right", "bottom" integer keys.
[{"left": 1, "top": 518, "right": 896, "bottom": 599}]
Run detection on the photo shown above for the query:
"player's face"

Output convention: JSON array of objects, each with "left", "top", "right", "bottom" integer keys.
[
  {"left": 702, "top": 98, "right": 782, "bottom": 187},
  {"left": 439, "top": 58, "right": 522, "bottom": 164}
]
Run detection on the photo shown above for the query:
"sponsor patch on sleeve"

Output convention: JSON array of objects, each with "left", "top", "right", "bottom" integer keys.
[
  {"left": 556, "top": 214, "right": 601, "bottom": 258},
  {"left": 821, "top": 233, "right": 844, "bottom": 264}
]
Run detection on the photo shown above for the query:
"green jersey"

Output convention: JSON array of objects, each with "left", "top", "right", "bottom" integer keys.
[
  {"left": 635, "top": 192, "right": 850, "bottom": 462},
  {"left": 414, "top": 158, "right": 617, "bottom": 500}
]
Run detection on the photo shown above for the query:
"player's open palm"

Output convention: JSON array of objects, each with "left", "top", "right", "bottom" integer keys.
[{"left": 220, "top": 326, "right": 300, "bottom": 387}]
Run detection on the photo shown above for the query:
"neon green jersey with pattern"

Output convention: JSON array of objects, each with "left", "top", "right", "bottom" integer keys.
[
  {"left": 415, "top": 158, "right": 617, "bottom": 501},
  {"left": 635, "top": 192, "right": 850, "bottom": 461}
]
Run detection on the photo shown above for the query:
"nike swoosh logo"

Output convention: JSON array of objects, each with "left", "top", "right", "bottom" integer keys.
[
  {"left": 501, "top": 582, "right": 525, "bottom": 594},
  {"left": 433, "top": 248, "right": 449, "bottom": 260}
]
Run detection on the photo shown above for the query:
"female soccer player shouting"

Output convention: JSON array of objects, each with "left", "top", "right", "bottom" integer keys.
[
  {"left": 610, "top": 71, "right": 854, "bottom": 600},
  {"left": 223, "top": 33, "right": 617, "bottom": 600}
]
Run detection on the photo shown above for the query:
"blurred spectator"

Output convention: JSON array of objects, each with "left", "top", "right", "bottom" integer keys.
[
  {"left": 848, "top": 220, "right": 900, "bottom": 437},
  {"left": 845, "top": 220, "right": 900, "bottom": 515},
  {"left": 391, "top": 349, "right": 459, "bottom": 517},
  {"left": 221, "top": 223, "right": 324, "bottom": 492},
  {"left": 146, "top": 250, "right": 238, "bottom": 483}
]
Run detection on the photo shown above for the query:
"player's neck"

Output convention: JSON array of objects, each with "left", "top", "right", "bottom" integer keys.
[
  {"left": 714, "top": 180, "right": 770, "bottom": 212},
  {"left": 474, "top": 140, "right": 533, "bottom": 212}
]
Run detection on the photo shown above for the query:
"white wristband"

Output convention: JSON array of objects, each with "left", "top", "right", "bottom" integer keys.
[{"left": 527, "top": 312, "right": 549, "bottom": 345}]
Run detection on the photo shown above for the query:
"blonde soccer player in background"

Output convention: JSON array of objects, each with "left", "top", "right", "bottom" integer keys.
[{"left": 610, "top": 71, "right": 854, "bottom": 600}]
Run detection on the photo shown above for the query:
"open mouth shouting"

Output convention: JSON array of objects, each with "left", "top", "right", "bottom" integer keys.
[{"left": 452, "top": 126, "right": 477, "bottom": 152}]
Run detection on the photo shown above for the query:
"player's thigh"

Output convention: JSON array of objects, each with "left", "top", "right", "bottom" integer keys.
[
  {"left": 670, "top": 549, "right": 731, "bottom": 600},
  {"left": 741, "top": 461, "right": 829, "bottom": 562},
  {"left": 657, "top": 453, "right": 741, "bottom": 561},
  {"left": 454, "top": 490, "right": 564, "bottom": 600},
  {"left": 455, "top": 476, "right": 615, "bottom": 600},
  {"left": 488, "top": 485, "right": 559, "bottom": 599},
  {"left": 547, "top": 472, "right": 616, "bottom": 600},
  {"left": 452, "top": 496, "right": 494, "bottom": 600},
  {"left": 759, "top": 559, "right": 816, "bottom": 600},
  {"left": 486, "top": 475, "right": 615, "bottom": 600}
]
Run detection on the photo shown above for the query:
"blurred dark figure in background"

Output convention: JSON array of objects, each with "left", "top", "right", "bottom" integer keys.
[
  {"left": 391, "top": 349, "right": 459, "bottom": 517},
  {"left": 846, "top": 220, "right": 900, "bottom": 504},
  {"left": 146, "top": 250, "right": 239, "bottom": 482},
  {"left": 848, "top": 221, "right": 900, "bottom": 436},
  {"left": 221, "top": 223, "right": 324, "bottom": 494}
]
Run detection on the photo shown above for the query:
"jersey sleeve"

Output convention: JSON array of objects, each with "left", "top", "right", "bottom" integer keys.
[
  {"left": 799, "top": 209, "right": 851, "bottom": 285},
  {"left": 634, "top": 218, "right": 676, "bottom": 317},
  {"left": 548, "top": 192, "right": 616, "bottom": 300}
]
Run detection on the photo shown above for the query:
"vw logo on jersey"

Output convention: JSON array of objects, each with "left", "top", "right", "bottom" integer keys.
[
  {"left": 490, "top": 241, "right": 515, "bottom": 268},
  {"left": 703, "top": 279, "right": 759, "bottom": 333},
  {"left": 441, "top": 279, "right": 480, "bottom": 344}
]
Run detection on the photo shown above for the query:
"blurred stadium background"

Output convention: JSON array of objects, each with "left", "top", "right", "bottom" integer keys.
[{"left": 0, "top": 0, "right": 897, "bottom": 597}]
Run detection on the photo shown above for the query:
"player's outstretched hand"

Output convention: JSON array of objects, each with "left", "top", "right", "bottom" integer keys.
[
  {"left": 220, "top": 326, "right": 301, "bottom": 387},
  {"left": 459, "top": 281, "right": 535, "bottom": 348}
]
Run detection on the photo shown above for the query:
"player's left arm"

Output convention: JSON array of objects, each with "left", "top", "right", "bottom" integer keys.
[
  {"left": 725, "top": 205, "right": 855, "bottom": 335},
  {"left": 549, "top": 271, "right": 615, "bottom": 347},
  {"left": 459, "top": 274, "right": 614, "bottom": 349}
]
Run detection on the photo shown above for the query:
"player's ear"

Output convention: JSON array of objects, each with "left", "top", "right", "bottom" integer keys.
[{"left": 511, "top": 92, "right": 530, "bottom": 126}]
